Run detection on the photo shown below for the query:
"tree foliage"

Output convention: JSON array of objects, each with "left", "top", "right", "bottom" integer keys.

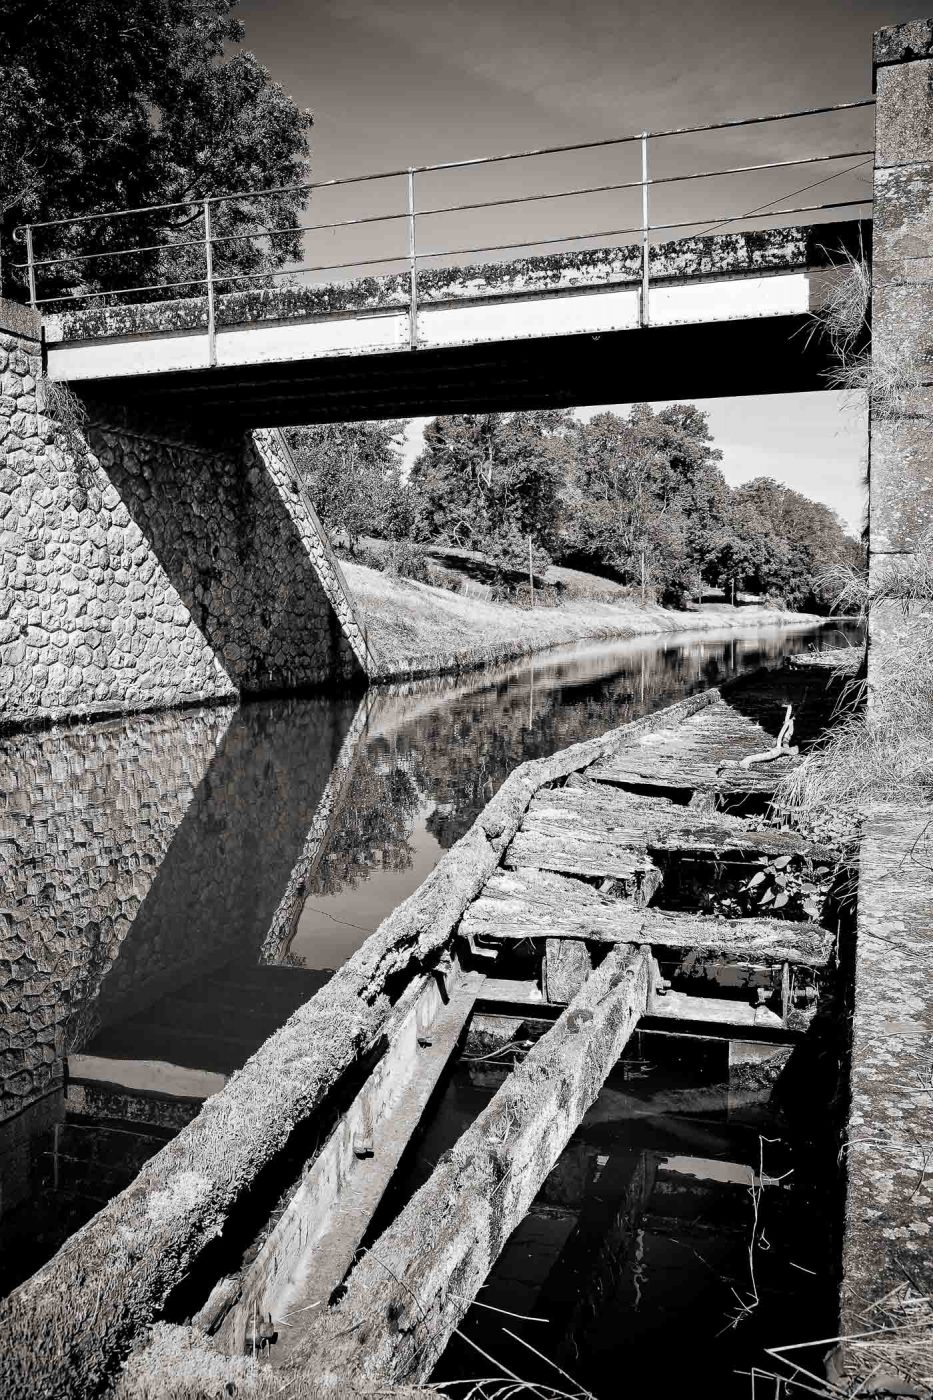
[
  {"left": 399, "top": 405, "right": 860, "bottom": 610},
  {"left": 562, "top": 404, "right": 730, "bottom": 600},
  {"left": 726, "top": 476, "right": 864, "bottom": 609},
  {"left": 408, "top": 412, "right": 571, "bottom": 565},
  {"left": 286, "top": 420, "right": 410, "bottom": 552},
  {"left": 0, "top": 0, "right": 313, "bottom": 302}
]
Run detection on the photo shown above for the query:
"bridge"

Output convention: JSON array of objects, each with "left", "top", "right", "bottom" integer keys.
[
  {"left": 0, "top": 92, "right": 882, "bottom": 728},
  {"left": 42, "top": 223, "right": 866, "bottom": 421},
  {"left": 0, "top": 39, "right": 917, "bottom": 718},
  {"left": 20, "top": 102, "right": 875, "bottom": 420}
]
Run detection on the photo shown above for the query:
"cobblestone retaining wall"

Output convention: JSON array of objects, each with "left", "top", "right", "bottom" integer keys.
[{"left": 0, "top": 301, "right": 368, "bottom": 729}]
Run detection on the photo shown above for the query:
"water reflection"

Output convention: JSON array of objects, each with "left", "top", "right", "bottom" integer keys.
[
  {"left": 290, "top": 624, "right": 860, "bottom": 966},
  {"left": 0, "top": 695, "right": 360, "bottom": 1291},
  {"left": 0, "top": 621, "right": 857, "bottom": 1292}
]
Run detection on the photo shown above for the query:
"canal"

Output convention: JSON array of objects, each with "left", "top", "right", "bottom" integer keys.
[{"left": 0, "top": 620, "right": 858, "bottom": 1297}]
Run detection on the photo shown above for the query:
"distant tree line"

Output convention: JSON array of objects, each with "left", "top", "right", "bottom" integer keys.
[{"left": 289, "top": 406, "right": 863, "bottom": 612}]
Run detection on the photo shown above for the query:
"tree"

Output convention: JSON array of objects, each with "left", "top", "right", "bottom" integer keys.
[
  {"left": 408, "top": 411, "right": 571, "bottom": 562},
  {"left": 286, "top": 420, "right": 409, "bottom": 552},
  {"left": 726, "top": 477, "right": 863, "bottom": 609},
  {"left": 0, "top": 0, "right": 313, "bottom": 303},
  {"left": 561, "top": 404, "right": 731, "bottom": 603}
]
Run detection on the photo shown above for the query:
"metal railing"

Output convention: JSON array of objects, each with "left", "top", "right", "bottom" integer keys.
[{"left": 12, "top": 96, "right": 875, "bottom": 360}]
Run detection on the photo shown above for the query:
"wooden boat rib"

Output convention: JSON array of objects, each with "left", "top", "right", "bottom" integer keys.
[{"left": 0, "top": 660, "right": 852, "bottom": 1400}]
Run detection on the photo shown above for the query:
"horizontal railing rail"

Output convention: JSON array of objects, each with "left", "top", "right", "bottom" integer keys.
[{"left": 11, "top": 96, "right": 876, "bottom": 359}]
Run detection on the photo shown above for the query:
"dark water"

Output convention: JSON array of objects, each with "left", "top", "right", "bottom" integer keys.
[
  {"left": 428, "top": 1035, "right": 837, "bottom": 1399},
  {"left": 0, "top": 620, "right": 858, "bottom": 1293}
]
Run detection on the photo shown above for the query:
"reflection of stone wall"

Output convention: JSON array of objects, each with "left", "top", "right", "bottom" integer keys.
[
  {"left": 0, "top": 694, "right": 362, "bottom": 1293},
  {"left": 90, "top": 695, "right": 362, "bottom": 1030},
  {"left": 0, "top": 695, "right": 362, "bottom": 1122},
  {"left": 0, "top": 706, "right": 233, "bottom": 1121},
  {"left": 0, "top": 299, "right": 364, "bottom": 729}
]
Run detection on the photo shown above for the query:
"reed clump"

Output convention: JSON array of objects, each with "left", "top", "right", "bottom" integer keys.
[
  {"left": 810, "top": 244, "right": 921, "bottom": 416},
  {"left": 773, "top": 547, "right": 933, "bottom": 843}
]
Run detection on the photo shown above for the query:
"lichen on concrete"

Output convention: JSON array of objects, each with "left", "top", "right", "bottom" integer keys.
[
  {"left": 874, "top": 16, "right": 933, "bottom": 68},
  {"left": 841, "top": 805, "right": 933, "bottom": 1370},
  {"left": 44, "top": 224, "right": 814, "bottom": 344}
]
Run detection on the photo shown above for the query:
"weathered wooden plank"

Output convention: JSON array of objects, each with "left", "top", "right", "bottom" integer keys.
[
  {"left": 459, "top": 867, "right": 833, "bottom": 966},
  {"left": 647, "top": 989, "right": 785, "bottom": 1030},
  {"left": 587, "top": 697, "right": 801, "bottom": 795},
  {"left": 505, "top": 783, "right": 658, "bottom": 882},
  {"left": 505, "top": 822, "right": 654, "bottom": 882},
  {"left": 540, "top": 781, "right": 689, "bottom": 817},
  {"left": 477, "top": 976, "right": 546, "bottom": 1006},
  {"left": 539, "top": 784, "right": 825, "bottom": 856},
  {"left": 543, "top": 938, "right": 592, "bottom": 1003},
  {"left": 215, "top": 969, "right": 485, "bottom": 1357},
  {"left": 283, "top": 944, "right": 652, "bottom": 1388},
  {"left": 507, "top": 785, "right": 837, "bottom": 874},
  {"left": 648, "top": 823, "right": 837, "bottom": 862}
]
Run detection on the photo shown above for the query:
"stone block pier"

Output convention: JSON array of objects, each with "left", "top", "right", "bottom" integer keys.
[{"left": 0, "top": 299, "right": 372, "bottom": 729}]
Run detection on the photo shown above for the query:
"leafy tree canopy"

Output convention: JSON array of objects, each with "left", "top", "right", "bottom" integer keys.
[
  {"left": 561, "top": 403, "right": 730, "bottom": 601},
  {"left": 0, "top": 0, "right": 313, "bottom": 301},
  {"left": 726, "top": 476, "right": 863, "bottom": 609},
  {"left": 408, "top": 411, "right": 572, "bottom": 565},
  {"left": 401, "top": 406, "right": 861, "bottom": 610},
  {"left": 286, "top": 420, "right": 410, "bottom": 551}
]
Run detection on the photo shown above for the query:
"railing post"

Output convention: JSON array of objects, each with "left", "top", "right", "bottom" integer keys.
[
  {"left": 640, "top": 132, "right": 650, "bottom": 328},
  {"left": 25, "top": 226, "right": 37, "bottom": 309},
  {"left": 407, "top": 169, "right": 418, "bottom": 350},
  {"left": 203, "top": 198, "right": 216, "bottom": 367}
]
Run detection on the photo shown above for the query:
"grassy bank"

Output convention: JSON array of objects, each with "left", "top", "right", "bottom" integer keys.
[{"left": 343, "top": 561, "right": 824, "bottom": 678}]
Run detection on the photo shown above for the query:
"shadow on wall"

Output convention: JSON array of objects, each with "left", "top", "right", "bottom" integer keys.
[{"left": 86, "top": 407, "right": 363, "bottom": 696}]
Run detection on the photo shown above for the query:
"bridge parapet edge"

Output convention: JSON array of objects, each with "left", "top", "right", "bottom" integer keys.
[{"left": 41, "top": 225, "right": 826, "bottom": 345}]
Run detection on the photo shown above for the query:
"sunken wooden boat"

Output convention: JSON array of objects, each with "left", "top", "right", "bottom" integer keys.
[{"left": 0, "top": 658, "right": 856, "bottom": 1399}]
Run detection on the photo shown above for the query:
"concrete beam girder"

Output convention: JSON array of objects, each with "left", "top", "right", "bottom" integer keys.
[
  {"left": 45, "top": 272, "right": 814, "bottom": 388},
  {"left": 69, "top": 314, "right": 842, "bottom": 429}
]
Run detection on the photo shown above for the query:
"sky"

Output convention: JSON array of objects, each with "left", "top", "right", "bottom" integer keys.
[{"left": 232, "top": 0, "right": 922, "bottom": 535}]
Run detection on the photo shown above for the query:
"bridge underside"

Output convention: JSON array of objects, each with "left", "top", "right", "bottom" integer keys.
[{"left": 77, "top": 314, "right": 837, "bottom": 426}]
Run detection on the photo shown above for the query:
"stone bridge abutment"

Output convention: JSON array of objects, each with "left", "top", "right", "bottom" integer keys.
[{"left": 0, "top": 300, "right": 370, "bottom": 730}]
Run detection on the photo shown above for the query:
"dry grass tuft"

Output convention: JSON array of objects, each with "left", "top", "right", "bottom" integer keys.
[
  {"left": 815, "top": 245, "right": 871, "bottom": 363},
  {"left": 843, "top": 1285, "right": 933, "bottom": 1399},
  {"left": 774, "top": 544, "right": 933, "bottom": 843},
  {"left": 827, "top": 336, "right": 922, "bottom": 418},
  {"left": 809, "top": 245, "right": 921, "bottom": 418},
  {"left": 753, "top": 1284, "right": 933, "bottom": 1397}
]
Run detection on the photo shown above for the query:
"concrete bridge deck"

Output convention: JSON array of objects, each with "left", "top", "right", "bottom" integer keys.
[{"left": 44, "top": 222, "right": 868, "bottom": 423}]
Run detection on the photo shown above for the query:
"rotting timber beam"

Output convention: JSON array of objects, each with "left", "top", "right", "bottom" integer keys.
[
  {"left": 508, "top": 783, "right": 839, "bottom": 875},
  {"left": 212, "top": 967, "right": 486, "bottom": 1356},
  {"left": 0, "top": 685, "right": 720, "bottom": 1400},
  {"left": 280, "top": 943, "right": 652, "bottom": 1391},
  {"left": 460, "top": 867, "right": 834, "bottom": 967}
]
